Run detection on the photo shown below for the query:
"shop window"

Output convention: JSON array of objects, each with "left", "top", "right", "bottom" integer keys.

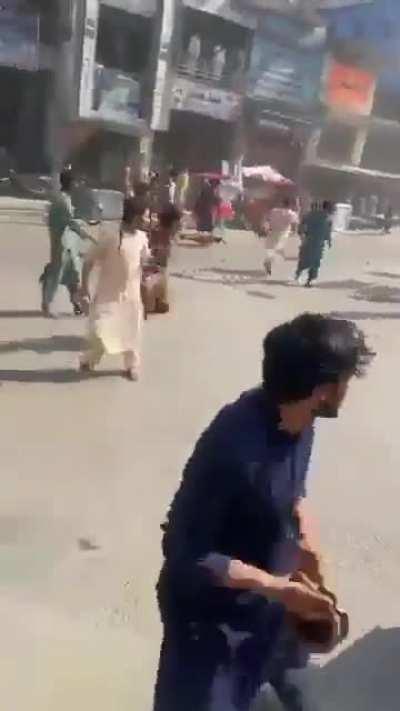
[{"left": 96, "top": 5, "right": 152, "bottom": 77}]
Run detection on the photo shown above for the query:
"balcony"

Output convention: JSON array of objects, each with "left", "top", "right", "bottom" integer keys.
[{"left": 177, "top": 50, "right": 246, "bottom": 93}]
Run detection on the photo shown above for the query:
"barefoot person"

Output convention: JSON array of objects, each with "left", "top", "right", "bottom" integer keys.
[
  {"left": 79, "top": 197, "right": 151, "bottom": 380},
  {"left": 154, "top": 314, "right": 373, "bottom": 711}
]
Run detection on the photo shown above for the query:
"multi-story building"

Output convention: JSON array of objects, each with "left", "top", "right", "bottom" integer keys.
[
  {"left": 60, "top": 0, "right": 160, "bottom": 187},
  {"left": 152, "top": 0, "right": 256, "bottom": 173},
  {"left": 301, "top": 0, "right": 400, "bottom": 211},
  {"left": 0, "top": 0, "right": 61, "bottom": 175},
  {"left": 242, "top": 9, "right": 326, "bottom": 182},
  {"left": 0, "top": 0, "right": 163, "bottom": 186}
]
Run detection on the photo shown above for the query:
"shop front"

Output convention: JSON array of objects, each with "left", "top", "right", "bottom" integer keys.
[
  {"left": 0, "top": 2, "right": 47, "bottom": 173},
  {"left": 154, "top": 77, "right": 242, "bottom": 172},
  {"left": 244, "top": 12, "right": 324, "bottom": 181},
  {"left": 68, "top": 0, "right": 157, "bottom": 186}
]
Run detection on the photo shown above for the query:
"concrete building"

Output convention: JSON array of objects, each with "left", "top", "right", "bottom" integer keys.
[
  {"left": 301, "top": 0, "right": 400, "bottom": 211},
  {"left": 0, "top": 0, "right": 60, "bottom": 175},
  {"left": 152, "top": 0, "right": 256, "bottom": 173},
  {"left": 60, "top": 0, "right": 161, "bottom": 187},
  {"left": 242, "top": 9, "right": 326, "bottom": 182}
]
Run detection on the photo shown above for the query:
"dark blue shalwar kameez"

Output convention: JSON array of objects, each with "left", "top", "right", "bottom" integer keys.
[{"left": 154, "top": 388, "right": 314, "bottom": 711}]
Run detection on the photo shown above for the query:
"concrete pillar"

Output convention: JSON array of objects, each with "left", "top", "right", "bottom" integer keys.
[{"left": 350, "top": 126, "right": 368, "bottom": 167}]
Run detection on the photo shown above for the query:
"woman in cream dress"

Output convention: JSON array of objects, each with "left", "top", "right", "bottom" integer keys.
[{"left": 79, "top": 197, "right": 151, "bottom": 380}]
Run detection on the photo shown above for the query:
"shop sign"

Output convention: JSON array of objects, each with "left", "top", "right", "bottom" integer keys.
[
  {"left": 101, "top": 0, "right": 157, "bottom": 17},
  {"left": 172, "top": 77, "right": 242, "bottom": 122},
  {"left": 79, "top": 1, "right": 143, "bottom": 130},
  {"left": 182, "top": 0, "right": 256, "bottom": 29},
  {"left": 318, "top": 1, "right": 373, "bottom": 7},
  {"left": 247, "top": 39, "right": 323, "bottom": 110},
  {"left": 91, "top": 65, "right": 141, "bottom": 123},
  {"left": 0, "top": 2, "right": 39, "bottom": 71},
  {"left": 323, "top": 58, "right": 376, "bottom": 116}
]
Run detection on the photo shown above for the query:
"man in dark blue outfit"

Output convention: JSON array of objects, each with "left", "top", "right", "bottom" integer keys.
[{"left": 154, "top": 314, "right": 373, "bottom": 711}]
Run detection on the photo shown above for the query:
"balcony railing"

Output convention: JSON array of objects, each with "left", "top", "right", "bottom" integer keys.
[{"left": 177, "top": 53, "right": 246, "bottom": 93}]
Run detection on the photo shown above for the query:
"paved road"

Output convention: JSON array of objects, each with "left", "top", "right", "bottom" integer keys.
[{"left": 1, "top": 224, "right": 400, "bottom": 710}]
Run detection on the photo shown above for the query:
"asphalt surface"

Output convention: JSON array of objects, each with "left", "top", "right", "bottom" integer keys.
[{"left": 1, "top": 223, "right": 400, "bottom": 710}]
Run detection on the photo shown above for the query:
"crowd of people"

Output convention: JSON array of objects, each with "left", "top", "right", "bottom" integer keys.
[
  {"left": 39, "top": 164, "right": 338, "bottom": 383},
  {"left": 40, "top": 167, "right": 182, "bottom": 381},
  {"left": 34, "top": 164, "right": 380, "bottom": 711}
]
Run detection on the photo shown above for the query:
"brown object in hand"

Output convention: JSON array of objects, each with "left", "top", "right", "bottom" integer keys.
[{"left": 290, "top": 571, "right": 349, "bottom": 653}]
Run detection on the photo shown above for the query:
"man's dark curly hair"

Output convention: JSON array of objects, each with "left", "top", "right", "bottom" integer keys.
[{"left": 263, "top": 313, "right": 375, "bottom": 403}]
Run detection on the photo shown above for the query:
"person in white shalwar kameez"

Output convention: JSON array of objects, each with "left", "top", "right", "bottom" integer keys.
[{"left": 79, "top": 197, "right": 151, "bottom": 381}]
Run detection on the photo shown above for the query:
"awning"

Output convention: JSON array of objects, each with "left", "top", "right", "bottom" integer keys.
[{"left": 243, "top": 165, "right": 294, "bottom": 186}]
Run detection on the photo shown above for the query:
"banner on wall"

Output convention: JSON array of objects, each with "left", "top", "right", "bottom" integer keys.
[
  {"left": 247, "top": 39, "right": 323, "bottom": 110},
  {"left": 172, "top": 77, "right": 242, "bottom": 122},
  {"left": 182, "top": 0, "right": 255, "bottom": 29},
  {"left": 318, "top": 1, "right": 373, "bottom": 7},
  {"left": 79, "top": 0, "right": 144, "bottom": 130},
  {"left": 0, "top": 3, "right": 39, "bottom": 71},
  {"left": 323, "top": 58, "right": 376, "bottom": 115},
  {"left": 101, "top": 0, "right": 156, "bottom": 17}
]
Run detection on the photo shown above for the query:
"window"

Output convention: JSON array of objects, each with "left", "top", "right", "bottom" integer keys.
[{"left": 96, "top": 5, "right": 152, "bottom": 76}]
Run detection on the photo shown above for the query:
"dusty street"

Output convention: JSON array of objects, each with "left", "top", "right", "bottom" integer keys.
[{"left": 1, "top": 222, "right": 400, "bottom": 710}]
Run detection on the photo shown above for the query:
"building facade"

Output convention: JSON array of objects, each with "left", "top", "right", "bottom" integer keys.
[
  {"left": 0, "top": 0, "right": 56, "bottom": 175},
  {"left": 301, "top": 0, "right": 400, "bottom": 210},
  {"left": 3, "top": 0, "right": 400, "bottom": 203},
  {"left": 151, "top": 0, "right": 256, "bottom": 174}
]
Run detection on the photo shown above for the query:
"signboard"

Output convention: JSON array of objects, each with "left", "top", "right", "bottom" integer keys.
[
  {"left": 182, "top": 0, "right": 256, "bottom": 29},
  {"left": 92, "top": 65, "right": 141, "bottom": 123},
  {"left": 247, "top": 39, "right": 323, "bottom": 110},
  {"left": 0, "top": 3, "right": 39, "bottom": 71},
  {"left": 323, "top": 58, "right": 376, "bottom": 115},
  {"left": 101, "top": 0, "right": 157, "bottom": 17},
  {"left": 79, "top": 1, "right": 143, "bottom": 130},
  {"left": 318, "top": 1, "right": 373, "bottom": 7},
  {"left": 172, "top": 77, "right": 242, "bottom": 122}
]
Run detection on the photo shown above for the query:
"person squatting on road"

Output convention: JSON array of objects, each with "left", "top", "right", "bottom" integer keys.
[
  {"left": 40, "top": 168, "right": 93, "bottom": 318},
  {"left": 263, "top": 198, "right": 299, "bottom": 277},
  {"left": 79, "top": 197, "right": 151, "bottom": 381},
  {"left": 154, "top": 313, "right": 374, "bottom": 711},
  {"left": 295, "top": 202, "right": 334, "bottom": 287}
]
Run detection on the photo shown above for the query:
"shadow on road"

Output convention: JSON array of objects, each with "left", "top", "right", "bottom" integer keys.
[
  {"left": 330, "top": 310, "right": 400, "bottom": 321},
  {"left": 352, "top": 284, "right": 400, "bottom": 304},
  {"left": 312, "top": 279, "right": 367, "bottom": 292},
  {"left": 0, "top": 368, "right": 123, "bottom": 384},
  {"left": 368, "top": 271, "right": 400, "bottom": 280},
  {"left": 246, "top": 290, "right": 275, "bottom": 301},
  {"left": 0, "top": 310, "right": 43, "bottom": 319},
  {"left": 308, "top": 627, "right": 400, "bottom": 710},
  {"left": 0, "top": 335, "right": 83, "bottom": 355}
]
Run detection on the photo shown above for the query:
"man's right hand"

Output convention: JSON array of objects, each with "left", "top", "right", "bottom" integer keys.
[{"left": 278, "top": 581, "right": 334, "bottom": 621}]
